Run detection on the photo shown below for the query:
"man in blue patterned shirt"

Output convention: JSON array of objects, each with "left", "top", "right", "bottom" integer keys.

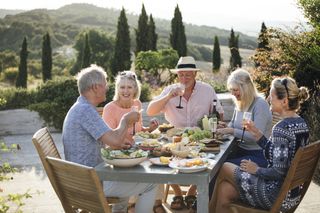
[{"left": 63, "top": 65, "right": 157, "bottom": 213}]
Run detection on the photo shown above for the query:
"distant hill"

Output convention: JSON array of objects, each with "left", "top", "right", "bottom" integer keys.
[
  {"left": 0, "top": 9, "right": 24, "bottom": 18},
  {"left": 0, "top": 3, "right": 257, "bottom": 56}
]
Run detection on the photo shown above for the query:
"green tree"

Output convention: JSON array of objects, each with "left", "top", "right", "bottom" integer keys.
[
  {"left": 147, "top": 14, "right": 157, "bottom": 51},
  {"left": 229, "top": 28, "right": 242, "bottom": 70},
  {"left": 41, "top": 32, "right": 52, "bottom": 82},
  {"left": 16, "top": 37, "right": 28, "bottom": 88},
  {"left": 110, "top": 8, "right": 131, "bottom": 81},
  {"left": 252, "top": 22, "right": 270, "bottom": 68},
  {"left": 212, "top": 35, "right": 221, "bottom": 71},
  {"left": 299, "top": 0, "right": 320, "bottom": 27},
  {"left": 81, "top": 33, "right": 91, "bottom": 69},
  {"left": 70, "top": 30, "right": 114, "bottom": 75},
  {"left": 170, "top": 5, "right": 187, "bottom": 57},
  {"left": 158, "top": 48, "right": 179, "bottom": 84},
  {"left": 135, "top": 51, "right": 160, "bottom": 82},
  {"left": 135, "top": 4, "right": 149, "bottom": 54},
  {"left": 251, "top": 1, "right": 320, "bottom": 160},
  {"left": 257, "top": 22, "right": 269, "bottom": 50},
  {"left": 135, "top": 48, "right": 178, "bottom": 86}
]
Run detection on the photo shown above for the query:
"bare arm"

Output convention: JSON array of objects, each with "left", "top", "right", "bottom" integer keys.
[
  {"left": 146, "top": 94, "right": 171, "bottom": 116},
  {"left": 147, "top": 86, "right": 182, "bottom": 116},
  {"left": 99, "top": 111, "right": 139, "bottom": 149}
]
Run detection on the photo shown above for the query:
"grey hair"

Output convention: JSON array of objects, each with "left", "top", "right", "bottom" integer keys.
[
  {"left": 113, "top": 71, "right": 141, "bottom": 101},
  {"left": 76, "top": 64, "right": 107, "bottom": 94},
  {"left": 227, "top": 68, "right": 259, "bottom": 111}
]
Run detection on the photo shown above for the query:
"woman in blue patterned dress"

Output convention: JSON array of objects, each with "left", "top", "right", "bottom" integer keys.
[{"left": 211, "top": 77, "right": 310, "bottom": 213}]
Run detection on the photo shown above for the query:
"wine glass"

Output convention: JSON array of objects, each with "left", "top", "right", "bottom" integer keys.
[
  {"left": 240, "top": 112, "right": 252, "bottom": 143},
  {"left": 176, "top": 83, "right": 185, "bottom": 109},
  {"left": 131, "top": 106, "right": 139, "bottom": 135}
]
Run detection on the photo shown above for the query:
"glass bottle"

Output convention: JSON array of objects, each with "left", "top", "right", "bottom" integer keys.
[
  {"left": 202, "top": 115, "right": 209, "bottom": 131},
  {"left": 209, "top": 117, "right": 218, "bottom": 139},
  {"left": 211, "top": 99, "right": 220, "bottom": 121}
]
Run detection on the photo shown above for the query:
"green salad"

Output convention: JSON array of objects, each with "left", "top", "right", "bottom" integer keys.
[{"left": 101, "top": 148, "right": 148, "bottom": 160}]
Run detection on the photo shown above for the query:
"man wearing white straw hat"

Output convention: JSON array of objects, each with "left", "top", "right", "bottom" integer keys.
[{"left": 147, "top": 56, "right": 224, "bottom": 210}]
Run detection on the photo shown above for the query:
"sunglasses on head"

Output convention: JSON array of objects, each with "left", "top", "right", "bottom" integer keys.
[
  {"left": 280, "top": 78, "right": 289, "bottom": 97},
  {"left": 120, "top": 71, "right": 136, "bottom": 79}
]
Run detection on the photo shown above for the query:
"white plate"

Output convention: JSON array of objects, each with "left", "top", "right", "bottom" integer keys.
[
  {"left": 169, "top": 158, "right": 216, "bottom": 173},
  {"left": 102, "top": 156, "right": 147, "bottom": 167},
  {"left": 149, "top": 157, "right": 170, "bottom": 166},
  {"left": 136, "top": 139, "right": 163, "bottom": 151},
  {"left": 133, "top": 132, "right": 161, "bottom": 140}
]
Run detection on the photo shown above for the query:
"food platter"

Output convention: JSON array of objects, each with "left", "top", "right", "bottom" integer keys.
[
  {"left": 101, "top": 148, "right": 148, "bottom": 167},
  {"left": 136, "top": 139, "right": 162, "bottom": 151},
  {"left": 134, "top": 132, "right": 161, "bottom": 141},
  {"left": 102, "top": 156, "right": 148, "bottom": 167},
  {"left": 169, "top": 158, "right": 216, "bottom": 173}
]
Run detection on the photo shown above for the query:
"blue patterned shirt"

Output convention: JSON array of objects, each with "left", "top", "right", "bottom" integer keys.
[{"left": 62, "top": 96, "right": 110, "bottom": 167}]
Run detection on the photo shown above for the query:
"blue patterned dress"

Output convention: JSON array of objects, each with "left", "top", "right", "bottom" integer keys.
[{"left": 234, "top": 117, "right": 309, "bottom": 211}]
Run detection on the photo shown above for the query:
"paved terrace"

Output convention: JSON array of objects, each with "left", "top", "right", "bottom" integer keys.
[{"left": 1, "top": 97, "right": 320, "bottom": 212}]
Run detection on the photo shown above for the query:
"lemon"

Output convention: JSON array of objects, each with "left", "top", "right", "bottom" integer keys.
[{"left": 160, "top": 156, "right": 170, "bottom": 164}]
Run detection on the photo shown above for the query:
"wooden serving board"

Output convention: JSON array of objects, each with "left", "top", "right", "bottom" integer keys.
[{"left": 201, "top": 146, "right": 220, "bottom": 153}]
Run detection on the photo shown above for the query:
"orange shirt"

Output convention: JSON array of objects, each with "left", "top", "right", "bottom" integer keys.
[{"left": 102, "top": 100, "right": 143, "bottom": 144}]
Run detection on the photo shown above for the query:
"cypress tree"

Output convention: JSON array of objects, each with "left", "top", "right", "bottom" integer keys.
[
  {"left": 16, "top": 37, "right": 28, "bottom": 88},
  {"left": 212, "top": 35, "right": 221, "bottom": 71},
  {"left": 170, "top": 5, "right": 187, "bottom": 57},
  {"left": 147, "top": 14, "right": 157, "bottom": 51},
  {"left": 81, "top": 33, "right": 91, "bottom": 68},
  {"left": 42, "top": 32, "right": 52, "bottom": 82},
  {"left": 135, "top": 4, "right": 148, "bottom": 54},
  {"left": 110, "top": 8, "right": 131, "bottom": 80},
  {"left": 229, "top": 28, "right": 242, "bottom": 70},
  {"left": 257, "top": 22, "right": 269, "bottom": 50}
]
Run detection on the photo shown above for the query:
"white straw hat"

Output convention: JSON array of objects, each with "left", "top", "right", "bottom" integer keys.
[{"left": 170, "top": 56, "right": 201, "bottom": 73}]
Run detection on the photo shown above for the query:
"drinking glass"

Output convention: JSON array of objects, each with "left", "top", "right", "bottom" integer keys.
[
  {"left": 131, "top": 106, "right": 139, "bottom": 135},
  {"left": 240, "top": 112, "right": 252, "bottom": 143},
  {"left": 176, "top": 83, "right": 185, "bottom": 109}
]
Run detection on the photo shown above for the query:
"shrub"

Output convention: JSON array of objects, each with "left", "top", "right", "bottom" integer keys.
[
  {"left": 1, "top": 77, "right": 152, "bottom": 130},
  {"left": 0, "top": 97, "right": 6, "bottom": 108},
  {"left": 28, "top": 78, "right": 78, "bottom": 130},
  {"left": 0, "top": 87, "right": 36, "bottom": 110},
  {"left": 1, "top": 140, "right": 32, "bottom": 212},
  {"left": 2, "top": 68, "right": 18, "bottom": 84},
  {"left": 28, "top": 78, "right": 152, "bottom": 129},
  {"left": 140, "top": 83, "right": 151, "bottom": 102},
  {"left": 97, "top": 83, "right": 115, "bottom": 108},
  {"left": 300, "top": 85, "right": 320, "bottom": 185}
]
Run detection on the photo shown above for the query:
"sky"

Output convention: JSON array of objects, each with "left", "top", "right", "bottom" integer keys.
[{"left": 1, "top": 0, "right": 307, "bottom": 35}]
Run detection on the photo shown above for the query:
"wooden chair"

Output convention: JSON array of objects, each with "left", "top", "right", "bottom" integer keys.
[
  {"left": 32, "top": 127, "right": 62, "bottom": 198},
  {"left": 32, "top": 127, "right": 119, "bottom": 210},
  {"left": 226, "top": 140, "right": 320, "bottom": 213},
  {"left": 46, "top": 156, "right": 111, "bottom": 213}
]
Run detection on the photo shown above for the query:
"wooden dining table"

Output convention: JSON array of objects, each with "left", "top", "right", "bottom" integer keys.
[{"left": 95, "top": 136, "right": 237, "bottom": 213}]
